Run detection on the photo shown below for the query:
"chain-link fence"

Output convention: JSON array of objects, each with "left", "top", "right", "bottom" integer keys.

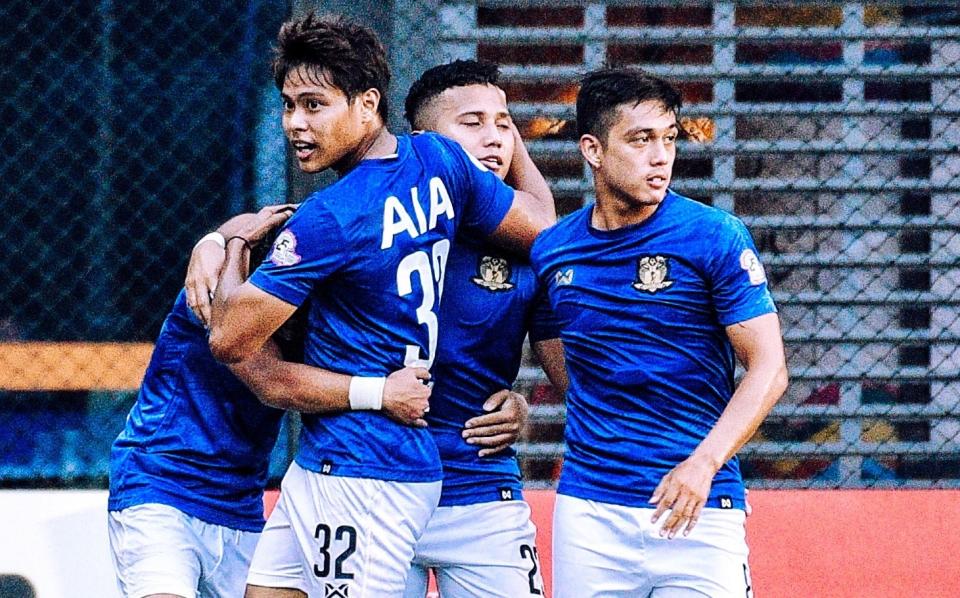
[{"left": 3, "top": 1, "right": 959, "bottom": 491}]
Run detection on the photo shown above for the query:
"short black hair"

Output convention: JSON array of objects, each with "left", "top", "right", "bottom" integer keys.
[
  {"left": 273, "top": 13, "right": 391, "bottom": 122},
  {"left": 404, "top": 59, "right": 501, "bottom": 129},
  {"left": 576, "top": 67, "right": 682, "bottom": 140}
]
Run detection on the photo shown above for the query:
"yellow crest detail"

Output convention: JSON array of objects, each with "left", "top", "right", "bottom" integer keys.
[{"left": 633, "top": 256, "right": 674, "bottom": 293}]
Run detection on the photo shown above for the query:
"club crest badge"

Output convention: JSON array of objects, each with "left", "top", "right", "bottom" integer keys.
[
  {"left": 633, "top": 256, "right": 674, "bottom": 293},
  {"left": 270, "top": 230, "right": 301, "bottom": 267},
  {"left": 472, "top": 255, "right": 514, "bottom": 291}
]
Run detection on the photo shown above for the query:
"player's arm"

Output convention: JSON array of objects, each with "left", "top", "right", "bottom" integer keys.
[
  {"left": 462, "top": 389, "right": 529, "bottom": 457},
  {"left": 504, "top": 122, "right": 556, "bottom": 223},
  {"left": 650, "top": 312, "right": 787, "bottom": 538},
  {"left": 460, "top": 339, "right": 566, "bottom": 457},
  {"left": 185, "top": 204, "right": 297, "bottom": 327},
  {"left": 533, "top": 338, "right": 567, "bottom": 396},
  {"left": 228, "top": 343, "right": 431, "bottom": 427},
  {"left": 208, "top": 208, "right": 298, "bottom": 363}
]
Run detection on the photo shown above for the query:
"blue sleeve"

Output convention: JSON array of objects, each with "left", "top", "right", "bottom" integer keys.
[
  {"left": 247, "top": 202, "right": 346, "bottom": 307},
  {"left": 708, "top": 216, "right": 777, "bottom": 326},
  {"left": 528, "top": 285, "right": 560, "bottom": 343},
  {"left": 436, "top": 135, "right": 515, "bottom": 238}
]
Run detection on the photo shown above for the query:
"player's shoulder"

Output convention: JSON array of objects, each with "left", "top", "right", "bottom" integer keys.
[
  {"left": 667, "top": 190, "right": 746, "bottom": 235},
  {"left": 408, "top": 131, "right": 457, "bottom": 160},
  {"left": 530, "top": 205, "right": 591, "bottom": 259},
  {"left": 409, "top": 131, "right": 493, "bottom": 174}
]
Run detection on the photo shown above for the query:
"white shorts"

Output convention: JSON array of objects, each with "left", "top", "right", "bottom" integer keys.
[
  {"left": 553, "top": 495, "right": 752, "bottom": 598},
  {"left": 403, "top": 500, "right": 545, "bottom": 598},
  {"left": 248, "top": 461, "right": 441, "bottom": 597},
  {"left": 107, "top": 502, "right": 260, "bottom": 598}
]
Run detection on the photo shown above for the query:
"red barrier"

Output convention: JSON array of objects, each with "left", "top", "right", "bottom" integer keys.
[
  {"left": 746, "top": 489, "right": 960, "bottom": 598},
  {"left": 265, "top": 489, "right": 960, "bottom": 597}
]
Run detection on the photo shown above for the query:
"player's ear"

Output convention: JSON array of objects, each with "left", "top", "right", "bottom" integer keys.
[
  {"left": 357, "top": 88, "right": 381, "bottom": 123},
  {"left": 579, "top": 134, "right": 603, "bottom": 169}
]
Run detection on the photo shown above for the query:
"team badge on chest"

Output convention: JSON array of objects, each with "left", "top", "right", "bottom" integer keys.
[
  {"left": 633, "top": 256, "right": 674, "bottom": 293},
  {"left": 472, "top": 255, "right": 514, "bottom": 291}
]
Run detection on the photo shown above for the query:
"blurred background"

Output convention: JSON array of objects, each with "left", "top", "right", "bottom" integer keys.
[{"left": 2, "top": 0, "right": 960, "bottom": 497}]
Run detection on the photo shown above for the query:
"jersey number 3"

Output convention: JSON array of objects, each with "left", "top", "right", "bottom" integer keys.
[{"left": 397, "top": 240, "right": 450, "bottom": 369}]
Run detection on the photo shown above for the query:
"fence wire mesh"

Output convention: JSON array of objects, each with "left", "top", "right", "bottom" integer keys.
[{"left": 2, "top": 1, "right": 959, "bottom": 490}]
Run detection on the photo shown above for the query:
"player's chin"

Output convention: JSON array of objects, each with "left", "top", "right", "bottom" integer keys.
[
  {"left": 297, "top": 156, "right": 330, "bottom": 173},
  {"left": 632, "top": 189, "right": 666, "bottom": 206}
]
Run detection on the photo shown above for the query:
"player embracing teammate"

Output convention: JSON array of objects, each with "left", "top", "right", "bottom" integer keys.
[{"left": 108, "top": 10, "right": 786, "bottom": 598}]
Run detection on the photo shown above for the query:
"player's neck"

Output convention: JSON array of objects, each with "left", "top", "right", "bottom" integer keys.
[
  {"left": 333, "top": 126, "right": 397, "bottom": 175},
  {"left": 591, "top": 186, "right": 662, "bottom": 231}
]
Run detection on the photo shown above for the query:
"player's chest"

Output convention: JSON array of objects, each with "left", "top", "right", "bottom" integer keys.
[
  {"left": 547, "top": 251, "right": 711, "bottom": 326},
  {"left": 440, "top": 248, "right": 536, "bottom": 326}
]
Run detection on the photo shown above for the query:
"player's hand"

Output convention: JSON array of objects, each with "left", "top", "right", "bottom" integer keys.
[
  {"left": 185, "top": 238, "right": 226, "bottom": 327},
  {"left": 648, "top": 453, "right": 717, "bottom": 539},
  {"left": 381, "top": 367, "right": 432, "bottom": 428},
  {"left": 236, "top": 204, "right": 299, "bottom": 245},
  {"left": 745, "top": 488, "right": 752, "bottom": 517},
  {"left": 462, "top": 390, "right": 528, "bottom": 457}
]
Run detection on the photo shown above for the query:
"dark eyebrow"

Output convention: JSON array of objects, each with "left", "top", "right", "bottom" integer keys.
[{"left": 624, "top": 123, "right": 680, "bottom": 137}]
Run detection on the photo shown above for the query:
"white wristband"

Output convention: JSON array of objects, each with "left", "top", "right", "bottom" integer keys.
[
  {"left": 348, "top": 376, "right": 385, "bottom": 410},
  {"left": 195, "top": 231, "right": 225, "bottom": 250}
]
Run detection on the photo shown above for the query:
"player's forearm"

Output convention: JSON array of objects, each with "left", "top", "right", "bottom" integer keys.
[
  {"left": 506, "top": 133, "right": 556, "bottom": 223},
  {"left": 691, "top": 359, "right": 788, "bottom": 471},
  {"left": 213, "top": 212, "right": 259, "bottom": 239},
  {"left": 533, "top": 338, "right": 568, "bottom": 396},
  {"left": 208, "top": 238, "right": 256, "bottom": 362},
  {"left": 488, "top": 191, "right": 553, "bottom": 254},
  {"left": 230, "top": 347, "right": 351, "bottom": 412}
]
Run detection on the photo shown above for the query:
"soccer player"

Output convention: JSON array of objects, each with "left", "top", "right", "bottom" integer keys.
[
  {"left": 107, "top": 206, "right": 433, "bottom": 598},
  {"left": 207, "top": 15, "right": 551, "bottom": 598},
  {"left": 529, "top": 67, "right": 788, "bottom": 597},
  {"left": 400, "top": 59, "right": 565, "bottom": 598}
]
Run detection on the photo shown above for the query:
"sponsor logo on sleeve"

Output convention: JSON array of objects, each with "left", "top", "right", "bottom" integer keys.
[
  {"left": 633, "top": 256, "right": 674, "bottom": 293},
  {"left": 472, "top": 256, "right": 515, "bottom": 291},
  {"left": 739, "top": 249, "right": 767, "bottom": 285},
  {"left": 270, "top": 230, "right": 301, "bottom": 267}
]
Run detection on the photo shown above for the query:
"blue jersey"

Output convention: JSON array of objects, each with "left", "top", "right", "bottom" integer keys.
[
  {"left": 248, "top": 133, "right": 515, "bottom": 483},
  {"left": 428, "top": 236, "right": 559, "bottom": 506},
  {"left": 109, "top": 290, "right": 284, "bottom": 532},
  {"left": 530, "top": 191, "right": 776, "bottom": 510}
]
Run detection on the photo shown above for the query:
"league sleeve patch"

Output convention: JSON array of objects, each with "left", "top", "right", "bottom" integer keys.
[
  {"left": 739, "top": 249, "right": 766, "bottom": 285},
  {"left": 270, "top": 230, "right": 302, "bottom": 267}
]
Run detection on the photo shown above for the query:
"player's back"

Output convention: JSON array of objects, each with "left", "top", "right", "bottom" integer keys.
[
  {"left": 249, "top": 132, "right": 517, "bottom": 484},
  {"left": 109, "top": 289, "right": 284, "bottom": 531}
]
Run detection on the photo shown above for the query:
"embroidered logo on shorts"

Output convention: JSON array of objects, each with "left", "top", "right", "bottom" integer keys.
[
  {"left": 719, "top": 496, "right": 733, "bottom": 509},
  {"left": 320, "top": 460, "right": 333, "bottom": 475},
  {"left": 270, "top": 230, "right": 301, "bottom": 267},
  {"left": 739, "top": 249, "right": 767, "bottom": 285},
  {"left": 633, "top": 256, "right": 673, "bottom": 293},
  {"left": 498, "top": 487, "right": 515, "bottom": 501},
  {"left": 324, "top": 582, "right": 350, "bottom": 598},
  {"left": 472, "top": 255, "right": 514, "bottom": 291}
]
